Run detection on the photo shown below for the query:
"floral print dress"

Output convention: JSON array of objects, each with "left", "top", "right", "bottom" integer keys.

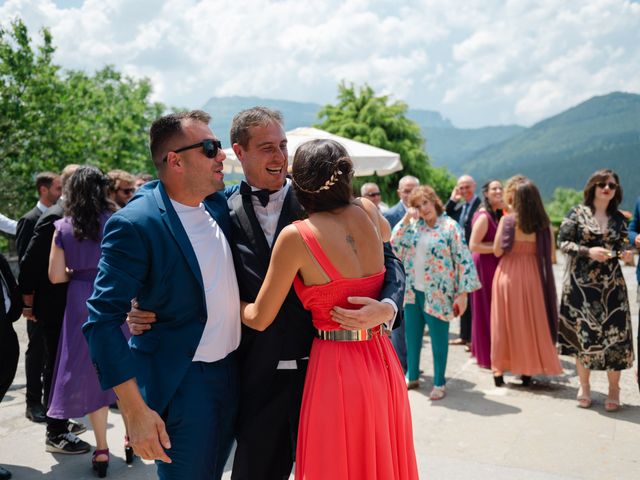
[
  {"left": 391, "top": 214, "right": 480, "bottom": 321},
  {"left": 557, "top": 204, "right": 634, "bottom": 370}
]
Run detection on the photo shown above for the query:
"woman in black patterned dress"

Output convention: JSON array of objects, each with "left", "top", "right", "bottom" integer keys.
[{"left": 557, "top": 169, "right": 634, "bottom": 412}]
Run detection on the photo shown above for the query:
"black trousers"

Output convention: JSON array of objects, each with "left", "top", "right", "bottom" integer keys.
[
  {"left": 25, "top": 319, "right": 45, "bottom": 406},
  {"left": 0, "top": 322, "right": 19, "bottom": 401},
  {"left": 232, "top": 363, "right": 307, "bottom": 480},
  {"left": 38, "top": 319, "right": 68, "bottom": 436},
  {"left": 459, "top": 297, "right": 473, "bottom": 343}
]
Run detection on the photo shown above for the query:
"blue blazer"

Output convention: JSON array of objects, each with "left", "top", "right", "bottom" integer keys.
[
  {"left": 83, "top": 181, "right": 231, "bottom": 414},
  {"left": 629, "top": 196, "right": 640, "bottom": 284},
  {"left": 384, "top": 201, "right": 406, "bottom": 229}
]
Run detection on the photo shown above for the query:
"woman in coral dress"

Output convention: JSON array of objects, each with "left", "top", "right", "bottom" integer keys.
[
  {"left": 468, "top": 180, "right": 504, "bottom": 369},
  {"left": 490, "top": 179, "right": 562, "bottom": 387},
  {"left": 241, "top": 139, "right": 418, "bottom": 479}
]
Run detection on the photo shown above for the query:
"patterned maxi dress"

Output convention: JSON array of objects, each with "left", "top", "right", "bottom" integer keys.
[{"left": 557, "top": 204, "right": 634, "bottom": 370}]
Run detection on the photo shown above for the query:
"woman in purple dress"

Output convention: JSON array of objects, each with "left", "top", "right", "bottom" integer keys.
[
  {"left": 469, "top": 180, "right": 504, "bottom": 370},
  {"left": 48, "top": 166, "right": 117, "bottom": 478}
]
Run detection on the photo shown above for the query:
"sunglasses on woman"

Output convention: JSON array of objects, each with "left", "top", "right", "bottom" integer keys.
[
  {"left": 596, "top": 182, "right": 617, "bottom": 190},
  {"left": 163, "top": 139, "right": 222, "bottom": 162}
]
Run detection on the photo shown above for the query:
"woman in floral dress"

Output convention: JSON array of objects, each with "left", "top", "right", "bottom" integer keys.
[
  {"left": 557, "top": 169, "right": 634, "bottom": 411},
  {"left": 391, "top": 186, "right": 480, "bottom": 400}
]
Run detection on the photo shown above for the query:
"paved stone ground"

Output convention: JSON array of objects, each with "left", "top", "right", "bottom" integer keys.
[{"left": 1, "top": 253, "right": 638, "bottom": 479}]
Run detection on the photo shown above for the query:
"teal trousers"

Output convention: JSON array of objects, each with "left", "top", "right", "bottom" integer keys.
[{"left": 404, "top": 289, "right": 450, "bottom": 386}]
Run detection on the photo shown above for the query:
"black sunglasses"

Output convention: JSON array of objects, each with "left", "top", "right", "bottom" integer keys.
[
  {"left": 164, "top": 139, "right": 222, "bottom": 162},
  {"left": 596, "top": 181, "right": 617, "bottom": 190},
  {"left": 365, "top": 192, "right": 381, "bottom": 197}
]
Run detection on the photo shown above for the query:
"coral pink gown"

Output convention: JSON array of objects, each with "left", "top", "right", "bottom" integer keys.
[{"left": 292, "top": 220, "right": 418, "bottom": 480}]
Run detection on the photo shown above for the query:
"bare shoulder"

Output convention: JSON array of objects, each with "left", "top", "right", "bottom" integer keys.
[{"left": 279, "top": 223, "right": 304, "bottom": 245}]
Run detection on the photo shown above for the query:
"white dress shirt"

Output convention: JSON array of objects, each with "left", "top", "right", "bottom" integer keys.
[
  {"left": 0, "top": 212, "right": 17, "bottom": 235},
  {"left": 248, "top": 179, "right": 291, "bottom": 247}
]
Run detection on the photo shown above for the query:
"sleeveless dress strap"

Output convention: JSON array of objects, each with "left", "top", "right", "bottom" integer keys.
[{"left": 293, "top": 220, "right": 343, "bottom": 281}]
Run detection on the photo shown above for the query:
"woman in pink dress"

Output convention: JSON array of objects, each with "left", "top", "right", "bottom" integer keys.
[
  {"left": 241, "top": 139, "right": 418, "bottom": 479},
  {"left": 469, "top": 180, "right": 504, "bottom": 369}
]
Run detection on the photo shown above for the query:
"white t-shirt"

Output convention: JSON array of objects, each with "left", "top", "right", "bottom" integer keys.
[{"left": 170, "top": 199, "right": 241, "bottom": 363}]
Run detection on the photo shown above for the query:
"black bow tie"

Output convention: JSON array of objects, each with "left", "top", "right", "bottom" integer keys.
[{"left": 240, "top": 181, "right": 276, "bottom": 207}]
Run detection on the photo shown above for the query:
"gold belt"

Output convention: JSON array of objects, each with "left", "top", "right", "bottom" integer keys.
[{"left": 316, "top": 325, "right": 382, "bottom": 342}]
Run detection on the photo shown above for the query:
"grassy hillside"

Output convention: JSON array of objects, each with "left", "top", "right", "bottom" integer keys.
[
  {"left": 463, "top": 92, "right": 640, "bottom": 209},
  {"left": 424, "top": 125, "right": 525, "bottom": 173}
]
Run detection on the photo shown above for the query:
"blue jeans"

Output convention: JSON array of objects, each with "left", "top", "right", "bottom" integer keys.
[{"left": 158, "top": 353, "right": 238, "bottom": 480}]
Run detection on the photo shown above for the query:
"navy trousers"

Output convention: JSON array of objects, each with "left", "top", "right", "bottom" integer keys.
[
  {"left": 158, "top": 353, "right": 238, "bottom": 480},
  {"left": 391, "top": 320, "right": 408, "bottom": 372}
]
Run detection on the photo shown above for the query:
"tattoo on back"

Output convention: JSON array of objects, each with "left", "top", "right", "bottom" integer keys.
[{"left": 346, "top": 234, "right": 358, "bottom": 255}]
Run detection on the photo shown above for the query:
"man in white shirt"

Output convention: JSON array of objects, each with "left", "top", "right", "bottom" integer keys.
[
  {"left": 0, "top": 213, "right": 17, "bottom": 235},
  {"left": 84, "top": 110, "right": 239, "bottom": 480},
  {"left": 361, "top": 182, "right": 389, "bottom": 212}
]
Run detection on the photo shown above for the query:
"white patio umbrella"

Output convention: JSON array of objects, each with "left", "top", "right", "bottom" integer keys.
[{"left": 222, "top": 127, "right": 403, "bottom": 176}]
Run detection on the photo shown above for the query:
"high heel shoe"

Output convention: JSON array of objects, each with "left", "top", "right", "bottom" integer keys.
[
  {"left": 124, "top": 437, "right": 134, "bottom": 464},
  {"left": 92, "top": 448, "right": 109, "bottom": 478},
  {"left": 493, "top": 375, "right": 505, "bottom": 387}
]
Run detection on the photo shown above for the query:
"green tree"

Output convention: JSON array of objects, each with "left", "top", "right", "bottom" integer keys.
[
  {"left": 0, "top": 18, "right": 164, "bottom": 222},
  {"left": 546, "top": 187, "right": 583, "bottom": 224},
  {"left": 315, "top": 82, "right": 455, "bottom": 203}
]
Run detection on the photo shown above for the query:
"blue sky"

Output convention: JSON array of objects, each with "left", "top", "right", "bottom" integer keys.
[{"left": 2, "top": 0, "right": 639, "bottom": 127}]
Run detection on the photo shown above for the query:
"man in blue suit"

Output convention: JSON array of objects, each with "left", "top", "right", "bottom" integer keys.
[
  {"left": 629, "top": 194, "right": 640, "bottom": 392},
  {"left": 84, "top": 110, "right": 239, "bottom": 479},
  {"left": 384, "top": 175, "right": 420, "bottom": 230}
]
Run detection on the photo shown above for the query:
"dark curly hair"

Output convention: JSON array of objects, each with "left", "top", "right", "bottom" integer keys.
[
  {"left": 291, "top": 139, "right": 354, "bottom": 213},
  {"left": 64, "top": 166, "right": 114, "bottom": 241}
]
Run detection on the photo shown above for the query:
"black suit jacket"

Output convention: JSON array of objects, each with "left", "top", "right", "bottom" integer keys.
[
  {"left": 229, "top": 186, "right": 405, "bottom": 419},
  {"left": 0, "top": 252, "right": 22, "bottom": 325},
  {"left": 16, "top": 205, "right": 44, "bottom": 261},
  {"left": 17, "top": 202, "right": 67, "bottom": 325},
  {"left": 445, "top": 196, "right": 481, "bottom": 243}
]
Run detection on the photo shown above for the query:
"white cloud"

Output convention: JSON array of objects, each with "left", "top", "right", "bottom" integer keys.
[{"left": 1, "top": 0, "right": 638, "bottom": 127}]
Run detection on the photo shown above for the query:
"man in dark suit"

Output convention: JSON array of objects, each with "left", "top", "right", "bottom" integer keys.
[
  {"left": 18, "top": 165, "right": 89, "bottom": 454},
  {"left": 229, "top": 107, "right": 405, "bottom": 480},
  {"left": 0, "top": 252, "right": 23, "bottom": 480},
  {"left": 384, "top": 175, "right": 420, "bottom": 229},
  {"left": 84, "top": 110, "right": 239, "bottom": 480},
  {"left": 383, "top": 175, "right": 419, "bottom": 373},
  {"left": 445, "top": 174, "right": 481, "bottom": 347},
  {"left": 15, "top": 171, "right": 61, "bottom": 423}
]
